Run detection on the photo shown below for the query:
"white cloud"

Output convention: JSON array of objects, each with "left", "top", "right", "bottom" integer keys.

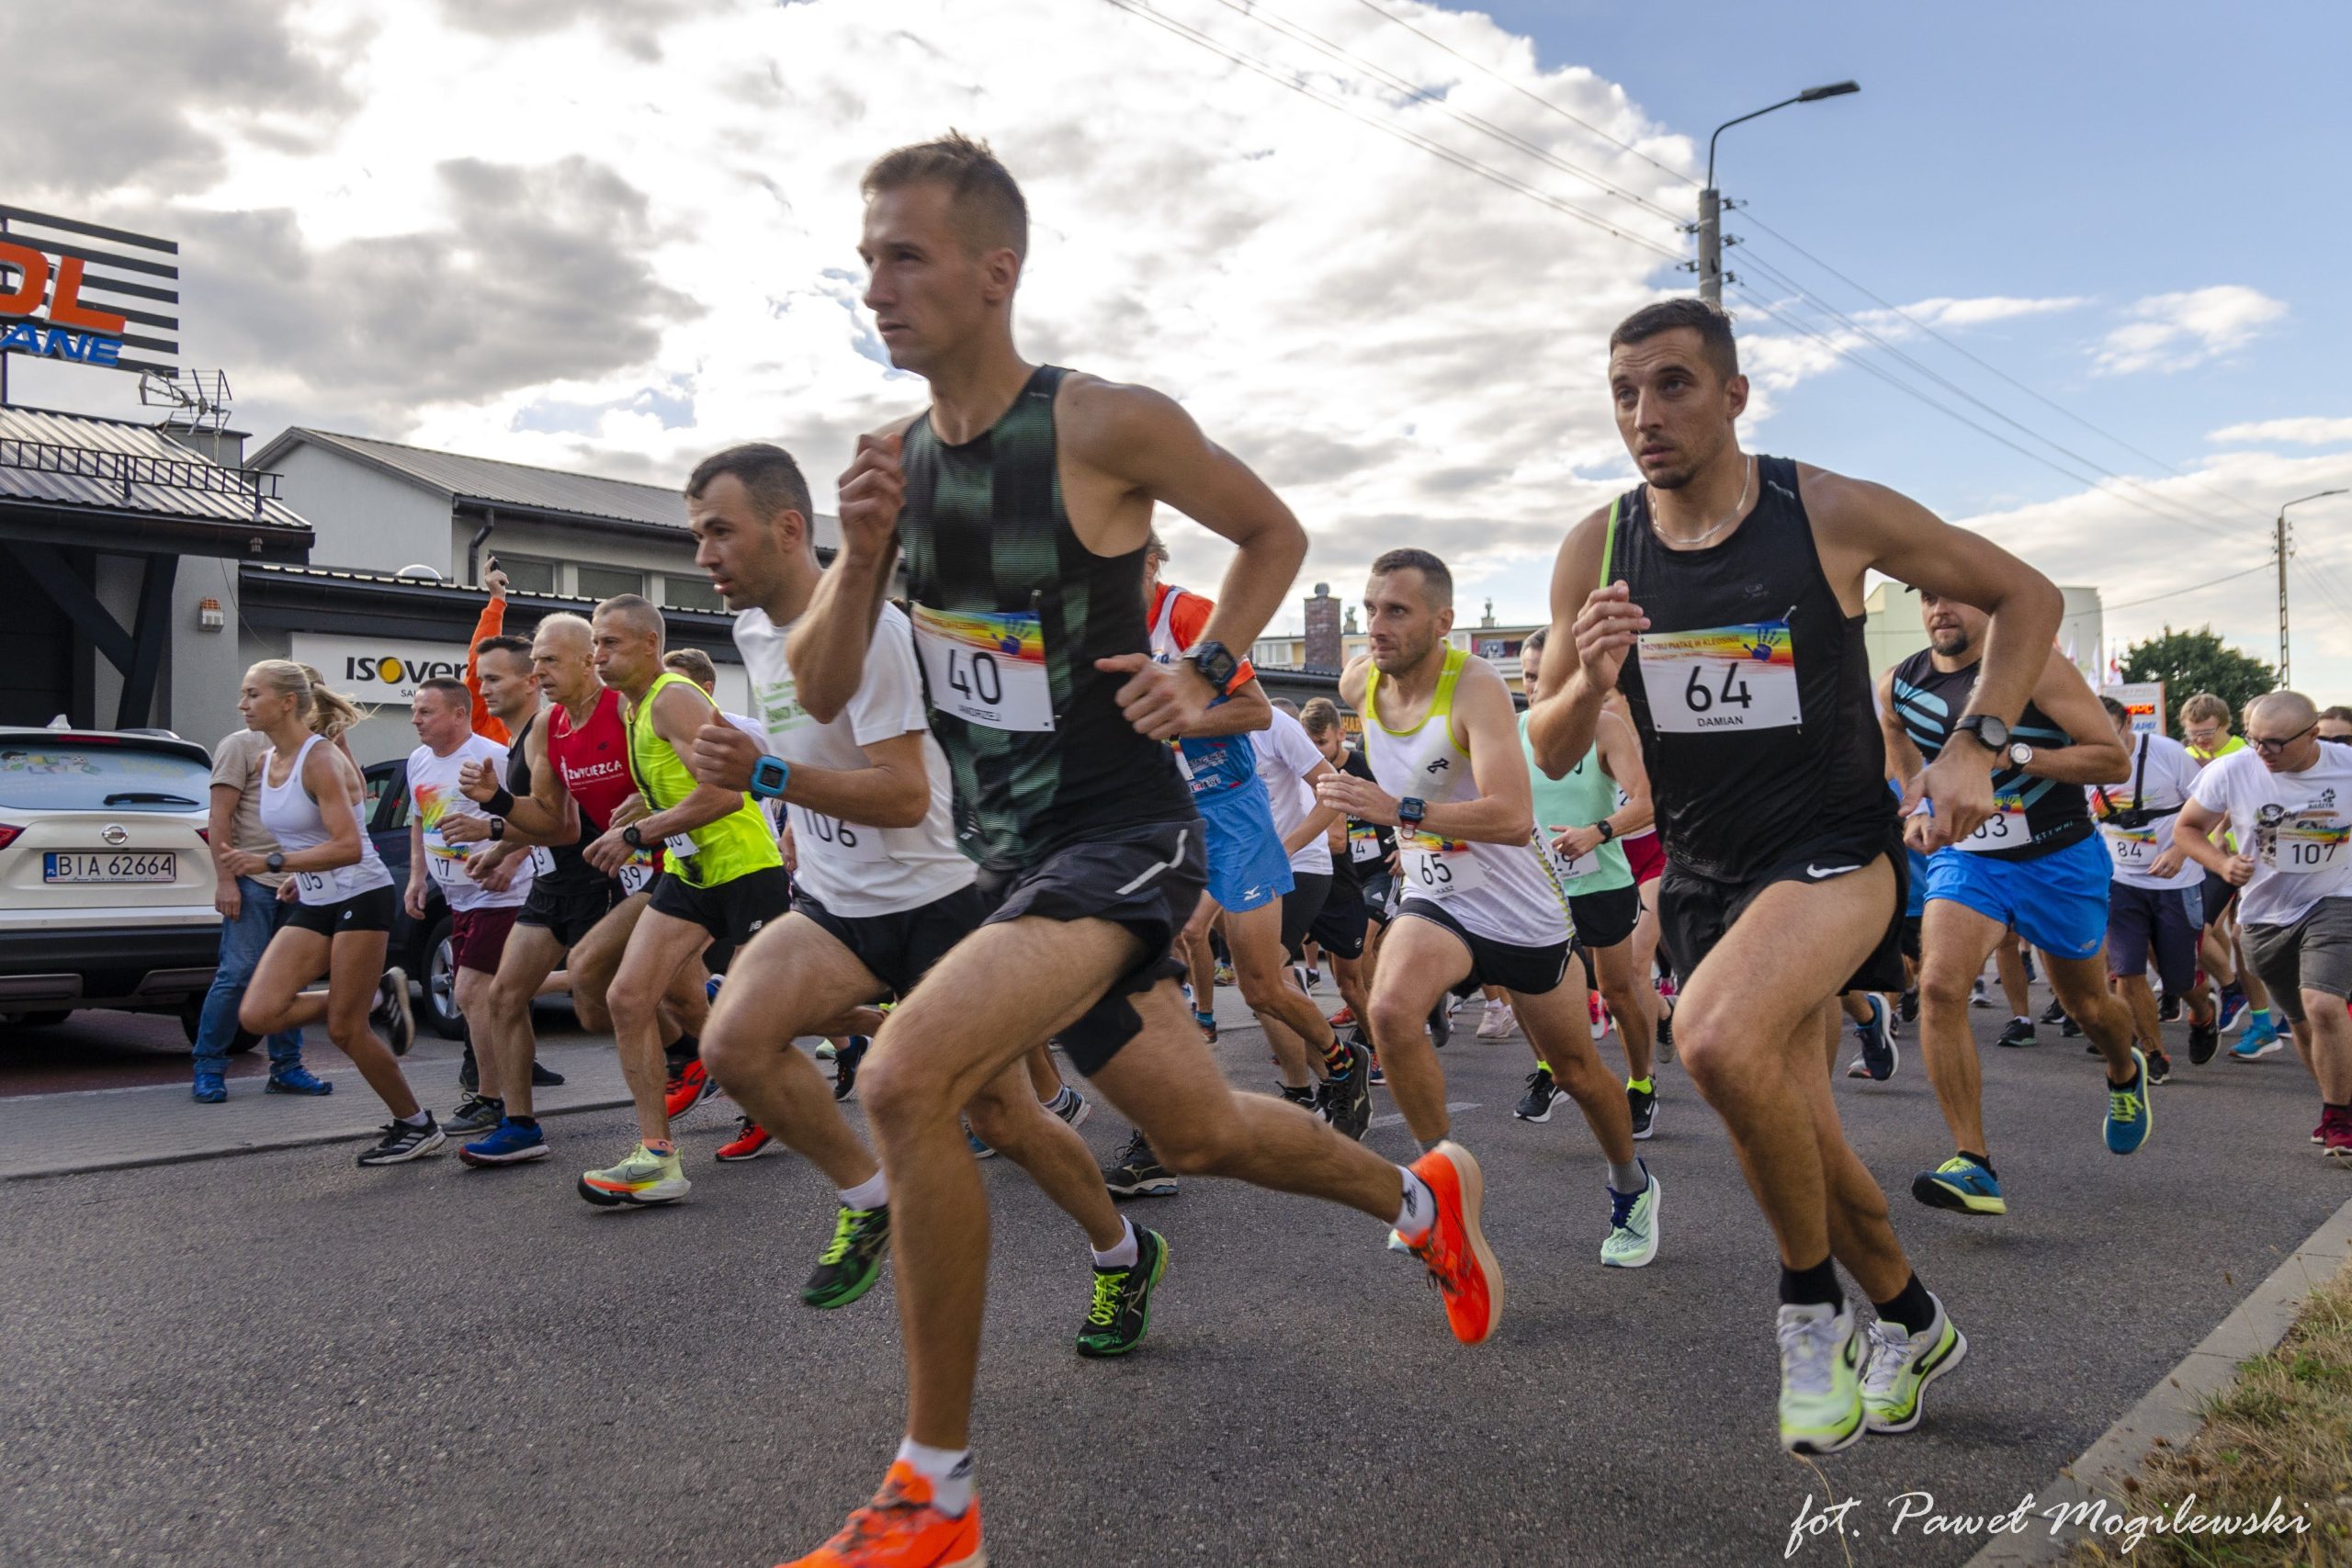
[
  {"left": 2094, "top": 285, "right": 2286, "bottom": 375},
  {"left": 2209, "top": 416, "right": 2352, "bottom": 446},
  {"left": 1864, "top": 295, "right": 2088, "bottom": 331}
]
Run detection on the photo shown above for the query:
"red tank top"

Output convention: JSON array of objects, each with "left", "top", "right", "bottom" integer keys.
[{"left": 548, "top": 687, "right": 662, "bottom": 875}]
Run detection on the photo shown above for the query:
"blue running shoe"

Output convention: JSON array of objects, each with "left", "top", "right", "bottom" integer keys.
[
  {"left": 1911, "top": 1155, "right": 2005, "bottom": 1215},
  {"left": 266, "top": 1066, "right": 334, "bottom": 1096},
  {"left": 2105, "top": 1047, "right": 2154, "bottom": 1155},
  {"left": 2218, "top": 985, "right": 2249, "bottom": 1033},
  {"left": 192, "top": 1070, "right": 226, "bottom": 1104},
  {"left": 1848, "top": 993, "right": 1897, "bottom": 1082},
  {"left": 458, "top": 1117, "right": 550, "bottom": 1167},
  {"left": 706, "top": 974, "right": 723, "bottom": 1003},
  {"left": 2233, "top": 1015, "right": 2286, "bottom": 1060}
]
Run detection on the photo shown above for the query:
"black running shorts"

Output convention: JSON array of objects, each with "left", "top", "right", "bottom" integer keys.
[
  {"left": 794, "top": 884, "right": 989, "bottom": 1001},
  {"left": 2199, "top": 869, "right": 2239, "bottom": 926},
  {"left": 1280, "top": 871, "right": 1332, "bottom": 962},
  {"left": 285, "top": 884, "right": 397, "bottom": 937},
  {"left": 518, "top": 877, "right": 624, "bottom": 949},
  {"left": 1658, "top": 829, "right": 1908, "bottom": 996},
  {"left": 1566, "top": 881, "right": 1641, "bottom": 950},
  {"left": 974, "top": 818, "right": 1207, "bottom": 1076},
  {"left": 1307, "top": 875, "right": 1369, "bottom": 960},
  {"left": 650, "top": 865, "right": 791, "bottom": 948},
  {"left": 1396, "top": 897, "right": 1572, "bottom": 997}
]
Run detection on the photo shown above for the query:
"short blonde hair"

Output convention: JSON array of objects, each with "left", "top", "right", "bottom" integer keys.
[{"left": 2181, "top": 692, "right": 2231, "bottom": 727}]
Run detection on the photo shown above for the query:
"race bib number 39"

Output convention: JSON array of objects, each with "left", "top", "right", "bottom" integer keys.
[
  {"left": 912, "top": 605, "right": 1056, "bottom": 732},
  {"left": 1637, "top": 621, "right": 1801, "bottom": 734}
]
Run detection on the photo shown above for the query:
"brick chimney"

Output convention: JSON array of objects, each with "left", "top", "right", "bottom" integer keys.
[{"left": 1303, "top": 582, "right": 1341, "bottom": 673}]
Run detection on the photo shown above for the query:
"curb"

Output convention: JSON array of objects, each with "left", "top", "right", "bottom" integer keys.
[
  {"left": 1, "top": 1091, "right": 636, "bottom": 1182},
  {"left": 1965, "top": 1191, "right": 2352, "bottom": 1566}
]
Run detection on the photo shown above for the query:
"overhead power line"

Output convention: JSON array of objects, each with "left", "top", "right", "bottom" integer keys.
[
  {"left": 2100, "top": 563, "right": 2270, "bottom": 613},
  {"left": 1094, "top": 0, "right": 1686, "bottom": 263}
]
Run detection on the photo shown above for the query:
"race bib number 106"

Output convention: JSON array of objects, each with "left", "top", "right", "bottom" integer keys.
[{"left": 1636, "top": 621, "right": 1801, "bottom": 735}]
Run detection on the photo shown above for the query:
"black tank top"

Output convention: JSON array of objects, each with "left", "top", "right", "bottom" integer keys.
[
  {"left": 505, "top": 711, "right": 596, "bottom": 893},
  {"left": 1889, "top": 649, "right": 2090, "bottom": 860},
  {"left": 899, "top": 364, "right": 1194, "bottom": 871},
  {"left": 1609, "top": 455, "right": 1894, "bottom": 881}
]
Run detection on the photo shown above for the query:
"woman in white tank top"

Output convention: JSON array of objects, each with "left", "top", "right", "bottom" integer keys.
[{"left": 216, "top": 661, "right": 445, "bottom": 1165}]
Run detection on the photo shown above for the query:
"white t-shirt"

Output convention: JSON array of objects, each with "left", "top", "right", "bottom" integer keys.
[
  {"left": 1255, "top": 707, "right": 1334, "bottom": 875},
  {"left": 407, "top": 735, "right": 530, "bottom": 912},
  {"left": 2089, "top": 732, "right": 2204, "bottom": 892},
  {"left": 2189, "top": 745, "right": 2352, "bottom": 929},
  {"left": 733, "top": 603, "right": 976, "bottom": 919}
]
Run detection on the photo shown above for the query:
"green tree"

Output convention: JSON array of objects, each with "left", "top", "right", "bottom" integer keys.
[{"left": 2120, "top": 626, "right": 2277, "bottom": 739}]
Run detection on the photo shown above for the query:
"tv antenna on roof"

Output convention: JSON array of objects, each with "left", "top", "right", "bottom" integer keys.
[{"left": 141, "top": 369, "right": 232, "bottom": 434}]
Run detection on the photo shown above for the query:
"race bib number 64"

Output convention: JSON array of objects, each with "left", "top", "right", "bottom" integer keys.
[{"left": 1637, "top": 621, "right": 1801, "bottom": 735}]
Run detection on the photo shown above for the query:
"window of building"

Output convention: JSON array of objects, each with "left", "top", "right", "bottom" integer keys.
[
  {"left": 493, "top": 554, "right": 560, "bottom": 595},
  {"left": 661, "top": 574, "right": 723, "bottom": 613},
  {"left": 575, "top": 565, "right": 647, "bottom": 602}
]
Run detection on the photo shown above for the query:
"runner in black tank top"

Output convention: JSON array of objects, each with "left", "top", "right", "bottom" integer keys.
[
  {"left": 778, "top": 138, "right": 1500, "bottom": 1568},
  {"left": 1889, "top": 650, "right": 2090, "bottom": 860},
  {"left": 1529, "top": 299, "right": 2066, "bottom": 1461}
]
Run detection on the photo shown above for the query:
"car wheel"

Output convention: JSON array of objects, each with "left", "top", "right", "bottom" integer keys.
[
  {"left": 12, "top": 1010, "right": 73, "bottom": 1028},
  {"left": 424, "top": 914, "right": 468, "bottom": 1040},
  {"left": 177, "top": 994, "right": 259, "bottom": 1053}
]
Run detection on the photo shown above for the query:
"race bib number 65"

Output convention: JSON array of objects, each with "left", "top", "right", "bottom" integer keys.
[
  {"left": 1636, "top": 621, "right": 1801, "bottom": 735},
  {"left": 1401, "top": 833, "right": 1487, "bottom": 899},
  {"left": 912, "top": 605, "right": 1056, "bottom": 732}
]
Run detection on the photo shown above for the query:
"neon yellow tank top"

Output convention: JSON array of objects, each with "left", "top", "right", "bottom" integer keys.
[{"left": 627, "top": 671, "right": 781, "bottom": 888}]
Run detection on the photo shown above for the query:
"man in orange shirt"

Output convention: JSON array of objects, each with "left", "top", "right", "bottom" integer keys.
[{"left": 463, "top": 565, "right": 514, "bottom": 745}]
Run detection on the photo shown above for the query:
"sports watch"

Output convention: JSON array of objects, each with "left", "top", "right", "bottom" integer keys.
[
  {"left": 621, "top": 824, "right": 646, "bottom": 850},
  {"left": 1597, "top": 820, "right": 1616, "bottom": 842},
  {"left": 2005, "top": 740, "right": 2034, "bottom": 767},
  {"left": 1951, "top": 713, "right": 2011, "bottom": 755},
  {"left": 265, "top": 852, "right": 285, "bottom": 874},
  {"left": 1397, "top": 796, "right": 1427, "bottom": 828},
  {"left": 749, "top": 755, "right": 791, "bottom": 800},
  {"left": 1186, "top": 640, "right": 1243, "bottom": 696}
]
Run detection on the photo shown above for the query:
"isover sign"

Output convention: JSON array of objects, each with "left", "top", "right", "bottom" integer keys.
[{"left": 289, "top": 636, "right": 467, "bottom": 707}]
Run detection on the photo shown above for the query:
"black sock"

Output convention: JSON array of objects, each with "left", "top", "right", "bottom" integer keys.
[
  {"left": 1872, "top": 1272, "right": 1937, "bottom": 1336},
  {"left": 1278, "top": 1083, "right": 1316, "bottom": 1109},
  {"left": 1779, "top": 1256, "right": 1841, "bottom": 1308},
  {"left": 1960, "top": 1150, "right": 1996, "bottom": 1177},
  {"left": 511, "top": 1114, "right": 538, "bottom": 1129}
]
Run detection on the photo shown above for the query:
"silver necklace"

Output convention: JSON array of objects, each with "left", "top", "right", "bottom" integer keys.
[{"left": 1648, "top": 456, "right": 1754, "bottom": 549}]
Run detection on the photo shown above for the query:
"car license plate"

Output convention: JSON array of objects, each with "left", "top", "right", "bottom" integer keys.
[{"left": 44, "top": 852, "right": 176, "bottom": 884}]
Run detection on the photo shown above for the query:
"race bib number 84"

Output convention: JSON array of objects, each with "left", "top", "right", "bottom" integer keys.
[
  {"left": 912, "top": 605, "right": 1056, "bottom": 732},
  {"left": 1637, "top": 621, "right": 1801, "bottom": 734}
]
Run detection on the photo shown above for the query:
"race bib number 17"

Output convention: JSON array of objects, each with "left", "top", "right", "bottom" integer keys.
[
  {"left": 911, "top": 605, "right": 1057, "bottom": 732},
  {"left": 1636, "top": 621, "right": 1801, "bottom": 735}
]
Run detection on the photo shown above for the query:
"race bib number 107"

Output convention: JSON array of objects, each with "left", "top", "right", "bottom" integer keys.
[
  {"left": 912, "top": 605, "right": 1057, "bottom": 732},
  {"left": 1636, "top": 621, "right": 1801, "bottom": 735}
]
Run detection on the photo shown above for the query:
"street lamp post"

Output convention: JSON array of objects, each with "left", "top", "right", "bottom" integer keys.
[
  {"left": 1696, "top": 81, "right": 1859, "bottom": 306},
  {"left": 2278, "top": 488, "right": 2348, "bottom": 684}
]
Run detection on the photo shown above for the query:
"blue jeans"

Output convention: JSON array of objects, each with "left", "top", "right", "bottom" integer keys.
[{"left": 194, "top": 875, "right": 304, "bottom": 1073}]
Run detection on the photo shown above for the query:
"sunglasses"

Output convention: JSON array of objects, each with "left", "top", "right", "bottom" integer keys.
[{"left": 2250, "top": 724, "right": 2317, "bottom": 754}]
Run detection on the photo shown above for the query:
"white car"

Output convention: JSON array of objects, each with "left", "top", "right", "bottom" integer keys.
[{"left": 0, "top": 727, "right": 223, "bottom": 1036}]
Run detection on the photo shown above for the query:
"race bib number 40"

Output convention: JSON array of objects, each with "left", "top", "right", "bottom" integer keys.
[
  {"left": 912, "top": 605, "right": 1056, "bottom": 732},
  {"left": 1636, "top": 621, "right": 1801, "bottom": 734},
  {"left": 1401, "top": 832, "right": 1487, "bottom": 899}
]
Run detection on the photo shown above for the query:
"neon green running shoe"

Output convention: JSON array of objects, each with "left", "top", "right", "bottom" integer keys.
[
  {"left": 1777, "top": 1303, "right": 1865, "bottom": 1455},
  {"left": 1861, "top": 1295, "right": 1969, "bottom": 1434},
  {"left": 1910, "top": 1156, "right": 2006, "bottom": 1215},
  {"left": 801, "top": 1203, "right": 891, "bottom": 1309},
  {"left": 1076, "top": 1225, "right": 1169, "bottom": 1358},
  {"left": 2105, "top": 1047, "right": 2154, "bottom": 1155},
  {"left": 575, "top": 1143, "right": 689, "bottom": 1208},
  {"left": 1600, "top": 1166, "right": 1660, "bottom": 1269}
]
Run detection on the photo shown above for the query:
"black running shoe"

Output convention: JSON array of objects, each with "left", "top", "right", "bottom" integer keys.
[
  {"left": 2146, "top": 1049, "right": 2173, "bottom": 1086},
  {"left": 1898, "top": 988, "right": 1920, "bottom": 1024},
  {"left": 1076, "top": 1225, "right": 1169, "bottom": 1358},
  {"left": 1102, "top": 1130, "right": 1177, "bottom": 1198},
  {"left": 1514, "top": 1066, "right": 1556, "bottom": 1123},
  {"left": 833, "top": 1035, "right": 869, "bottom": 1102},
  {"left": 1656, "top": 1003, "right": 1674, "bottom": 1053},
  {"left": 1428, "top": 998, "right": 1453, "bottom": 1051},
  {"left": 357, "top": 1114, "right": 444, "bottom": 1167},
  {"left": 2158, "top": 992, "right": 2182, "bottom": 1023},
  {"left": 1627, "top": 1080, "right": 1657, "bottom": 1141},
  {"left": 458, "top": 1045, "right": 480, "bottom": 1095},
  {"left": 2039, "top": 999, "right": 2065, "bottom": 1027},
  {"left": 2189, "top": 1015, "right": 2220, "bottom": 1066},
  {"left": 373, "top": 968, "right": 414, "bottom": 1056},
  {"left": 801, "top": 1203, "right": 891, "bottom": 1309},
  {"left": 445, "top": 1094, "right": 503, "bottom": 1136},
  {"left": 1279, "top": 1083, "right": 1317, "bottom": 1111},
  {"left": 2060, "top": 1014, "right": 2084, "bottom": 1039},
  {"left": 531, "top": 1060, "right": 567, "bottom": 1087},
  {"left": 1319, "top": 1041, "right": 1374, "bottom": 1143},
  {"left": 1995, "top": 1018, "right": 2036, "bottom": 1050}
]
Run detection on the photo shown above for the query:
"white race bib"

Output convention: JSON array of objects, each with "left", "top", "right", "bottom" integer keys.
[
  {"left": 295, "top": 870, "right": 333, "bottom": 901},
  {"left": 791, "top": 805, "right": 887, "bottom": 864},
  {"left": 531, "top": 845, "right": 556, "bottom": 876},
  {"left": 1549, "top": 842, "right": 1592, "bottom": 883},
  {"left": 1401, "top": 838, "right": 1487, "bottom": 899},
  {"left": 912, "top": 604, "right": 1056, "bottom": 732},
  {"left": 2265, "top": 810, "right": 2350, "bottom": 871},
  {"left": 619, "top": 859, "right": 656, "bottom": 896},
  {"left": 2101, "top": 821, "right": 2159, "bottom": 874},
  {"left": 425, "top": 848, "right": 468, "bottom": 886},
  {"left": 1954, "top": 794, "right": 2028, "bottom": 853},
  {"left": 1349, "top": 827, "right": 1383, "bottom": 863},
  {"left": 664, "top": 831, "right": 698, "bottom": 859},
  {"left": 1637, "top": 621, "right": 1802, "bottom": 734}
]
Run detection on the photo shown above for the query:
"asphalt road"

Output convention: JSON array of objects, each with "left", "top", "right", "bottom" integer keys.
[{"left": 5, "top": 986, "right": 2344, "bottom": 1568}]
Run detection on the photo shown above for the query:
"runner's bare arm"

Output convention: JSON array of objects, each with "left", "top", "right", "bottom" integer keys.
[
  {"left": 1317, "top": 661, "right": 1532, "bottom": 843},
  {"left": 626, "top": 685, "right": 762, "bottom": 840},
  {"left": 1595, "top": 710, "right": 1654, "bottom": 838},
  {"left": 1182, "top": 677, "right": 1272, "bottom": 739},
  {"left": 791, "top": 418, "right": 919, "bottom": 723},
  {"left": 690, "top": 722, "right": 932, "bottom": 829},
  {"left": 1336, "top": 657, "right": 1370, "bottom": 714},
  {"left": 2173, "top": 798, "right": 2241, "bottom": 879},
  {"left": 2015, "top": 648, "right": 2132, "bottom": 785},
  {"left": 1809, "top": 468, "right": 2063, "bottom": 845},
  {"left": 1526, "top": 506, "right": 1633, "bottom": 778}
]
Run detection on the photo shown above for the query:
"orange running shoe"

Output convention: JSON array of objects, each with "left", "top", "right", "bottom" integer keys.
[
  {"left": 1327, "top": 1005, "right": 1356, "bottom": 1029},
  {"left": 716, "top": 1118, "right": 774, "bottom": 1162},
  {"left": 783, "top": 1461, "right": 985, "bottom": 1567},
  {"left": 663, "top": 1059, "right": 719, "bottom": 1122},
  {"left": 1404, "top": 1141, "right": 1503, "bottom": 1345}
]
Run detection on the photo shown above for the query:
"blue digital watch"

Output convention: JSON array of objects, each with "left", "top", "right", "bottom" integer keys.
[{"left": 749, "top": 755, "right": 791, "bottom": 800}]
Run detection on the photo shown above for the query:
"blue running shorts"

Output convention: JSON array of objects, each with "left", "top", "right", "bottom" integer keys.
[
  {"left": 1196, "top": 783, "right": 1294, "bottom": 915},
  {"left": 1925, "top": 832, "right": 2110, "bottom": 961}
]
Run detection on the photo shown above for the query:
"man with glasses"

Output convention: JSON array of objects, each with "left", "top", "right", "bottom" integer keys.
[
  {"left": 2180, "top": 692, "right": 2285, "bottom": 1058},
  {"left": 2176, "top": 692, "right": 2352, "bottom": 1156}
]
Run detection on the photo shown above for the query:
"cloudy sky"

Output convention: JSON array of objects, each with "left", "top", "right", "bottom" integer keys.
[{"left": 9, "top": 0, "right": 2350, "bottom": 692}]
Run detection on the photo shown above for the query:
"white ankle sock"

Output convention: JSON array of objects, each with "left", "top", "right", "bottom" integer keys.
[
  {"left": 1394, "top": 1166, "right": 1436, "bottom": 1242},
  {"left": 839, "top": 1170, "right": 889, "bottom": 1211},
  {"left": 398, "top": 1110, "right": 431, "bottom": 1128},
  {"left": 1091, "top": 1216, "right": 1138, "bottom": 1269},
  {"left": 896, "top": 1438, "right": 974, "bottom": 1517}
]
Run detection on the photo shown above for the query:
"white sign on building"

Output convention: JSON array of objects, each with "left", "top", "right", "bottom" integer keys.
[{"left": 289, "top": 633, "right": 751, "bottom": 714}]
